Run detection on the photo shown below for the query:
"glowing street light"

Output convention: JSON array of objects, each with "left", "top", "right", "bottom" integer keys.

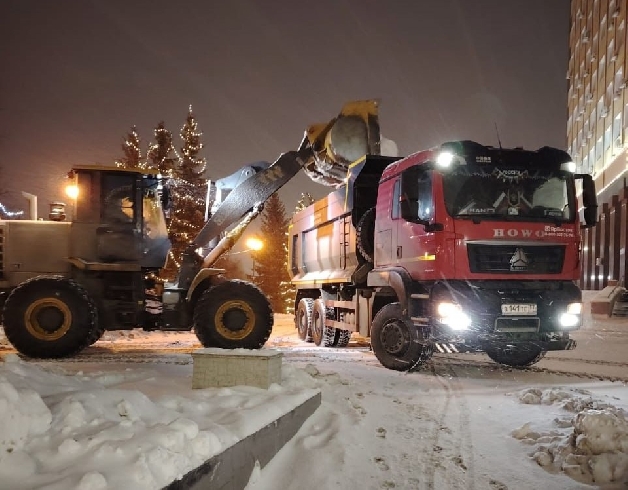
[
  {"left": 245, "top": 236, "right": 263, "bottom": 251},
  {"left": 245, "top": 236, "right": 263, "bottom": 281}
]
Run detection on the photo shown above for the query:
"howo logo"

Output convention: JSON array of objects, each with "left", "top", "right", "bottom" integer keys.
[
  {"left": 493, "top": 228, "right": 545, "bottom": 238},
  {"left": 510, "top": 248, "right": 529, "bottom": 271}
]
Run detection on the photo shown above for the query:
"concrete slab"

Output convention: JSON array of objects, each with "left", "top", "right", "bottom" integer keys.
[{"left": 164, "top": 390, "right": 321, "bottom": 490}]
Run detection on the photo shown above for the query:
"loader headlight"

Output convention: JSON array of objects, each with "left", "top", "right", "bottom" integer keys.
[
  {"left": 559, "top": 302, "right": 582, "bottom": 328},
  {"left": 436, "top": 302, "right": 471, "bottom": 330},
  {"left": 65, "top": 184, "right": 79, "bottom": 199}
]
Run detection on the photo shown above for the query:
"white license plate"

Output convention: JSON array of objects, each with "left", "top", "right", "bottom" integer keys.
[{"left": 501, "top": 303, "right": 537, "bottom": 316}]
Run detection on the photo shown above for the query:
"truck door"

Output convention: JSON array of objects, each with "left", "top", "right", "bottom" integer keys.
[{"left": 396, "top": 167, "right": 437, "bottom": 278}]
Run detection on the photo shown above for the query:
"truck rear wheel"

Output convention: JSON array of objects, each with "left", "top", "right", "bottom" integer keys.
[
  {"left": 336, "top": 329, "right": 352, "bottom": 347},
  {"left": 2, "top": 276, "right": 98, "bottom": 358},
  {"left": 311, "top": 299, "right": 337, "bottom": 347},
  {"left": 371, "top": 303, "right": 432, "bottom": 371},
  {"left": 296, "top": 298, "right": 314, "bottom": 342},
  {"left": 485, "top": 344, "right": 546, "bottom": 367},
  {"left": 193, "top": 280, "right": 273, "bottom": 349}
]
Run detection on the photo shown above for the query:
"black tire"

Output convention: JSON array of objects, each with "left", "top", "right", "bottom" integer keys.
[
  {"left": 356, "top": 208, "right": 376, "bottom": 263},
  {"left": 296, "top": 298, "right": 314, "bottom": 342},
  {"left": 485, "top": 344, "right": 546, "bottom": 367},
  {"left": 86, "top": 325, "right": 106, "bottom": 346},
  {"left": 370, "top": 303, "right": 432, "bottom": 371},
  {"left": 311, "top": 299, "right": 337, "bottom": 347},
  {"left": 193, "top": 279, "right": 273, "bottom": 349},
  {"left": 2, "top": 276, "right": 98, "bottom": 358},
  {"left": 336, "top": 329, "right": 351, "bottom": 347}
]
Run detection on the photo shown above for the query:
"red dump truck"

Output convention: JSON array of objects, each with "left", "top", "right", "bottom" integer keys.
[{"left": 288, "top": 139, "right": 598, "bottom": 370}]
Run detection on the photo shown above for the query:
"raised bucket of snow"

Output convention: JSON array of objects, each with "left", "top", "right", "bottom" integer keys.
[{"left": 191, "top": 348, "right": 283, "bottom": 389}]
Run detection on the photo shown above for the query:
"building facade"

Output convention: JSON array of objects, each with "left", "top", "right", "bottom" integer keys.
[{"left": 568, "top": 0, "right": 627, "bottom": 289}]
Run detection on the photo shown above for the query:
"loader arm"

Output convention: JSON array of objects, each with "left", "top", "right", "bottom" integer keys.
[{"left": 192, "top": 143, "right": 314, "bottom": 249}]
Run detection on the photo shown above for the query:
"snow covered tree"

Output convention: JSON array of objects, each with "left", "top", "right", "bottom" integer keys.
[
  {"left": 146, "top": 121, "right": 177, "bottom": 177},
  {"left": 251, "top": 193, "right": 293, "bottom": 313},
  {"left": 0, "top": 165, "right": 22, "bottom": 219},
  {"left": 294, "top": 192, "right": 315, "bottom": 213},
  {"left": 115, "top": 126, "right": 143, "bottom": 169},
  {"left": 162, "top": 108, "right": 208, "bottom": 279}
]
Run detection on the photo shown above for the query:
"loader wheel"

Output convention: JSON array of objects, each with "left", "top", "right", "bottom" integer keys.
[
  {"left": 356, "top": 208, "right": 376, "bottom": 263},
  {"left": 485, "top": 344, "right": 546, "bottom": 367},
  {"left": 296, "top": 298, "right": 314, "bottom": 342},
  {"left": 193, "top": 279, "right": 273, "bottom": 349},
  {"left": 2, "top": 276, "right": 98, "bottom": 358},
  {"left": 371, "top": 303, "right": 432, "bottom": 371},
  {"left": 311, "top": 299, "right": 337, "bottom": 347}
]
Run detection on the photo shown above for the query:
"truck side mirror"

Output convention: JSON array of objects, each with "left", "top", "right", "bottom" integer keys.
[{"left": 575, "top": 173, "right": 598, "bottom": 228}]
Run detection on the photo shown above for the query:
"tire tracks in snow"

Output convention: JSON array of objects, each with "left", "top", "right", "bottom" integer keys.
[{"left": 419, "top": 361, "right": 476, "bottom": 490}]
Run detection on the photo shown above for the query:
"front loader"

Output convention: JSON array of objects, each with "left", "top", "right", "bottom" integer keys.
[{"left": 0, "top": 100, "right": 386, "bottom": 358}]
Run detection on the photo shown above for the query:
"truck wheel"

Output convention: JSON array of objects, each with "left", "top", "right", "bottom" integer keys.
[
  {"left": 336, "top": 329, "right": 351, "bottom": 347},
  {"left": 371, "top": 303, "right": 432, "bottom": 371},
  {"left": 311, "top": 299, "right": 337, "bottom": 347},
  {"left": 2, "top": 276, "right": 98, "bottom": 358},
  {"left": 485, "top": 345, "right": 546, "bottom": 367},
  {"left": 356, "top": 208, "right": 376, "bottom": 263},
  {"left": 193, "top": 280, "right": 273, "bottom": 349},
  {"left": 296, "top": 298, "right": 314, "bottom": 342}
]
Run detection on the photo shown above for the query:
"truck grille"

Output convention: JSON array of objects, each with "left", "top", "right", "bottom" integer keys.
[{"left": 467, "top": 244, "right": 565, "bottom": 274}]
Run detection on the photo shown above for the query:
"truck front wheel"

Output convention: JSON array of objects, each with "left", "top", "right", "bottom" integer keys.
[
  {"left": 2, "top": 276, "right": 98, "bottom": 358},
  {"left": 371, "top": 303, "right": 432, "bottom": 371},
  {"left": 193, "top": 280, "right": 273, "bottom": 349},
  {"left": 485, "top": 344, "right": 546, "bottom": 367}
]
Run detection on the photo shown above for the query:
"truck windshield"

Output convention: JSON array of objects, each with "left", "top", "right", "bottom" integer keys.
[{"left": 442, "top": 166, "right": 575, "bottom": 222}]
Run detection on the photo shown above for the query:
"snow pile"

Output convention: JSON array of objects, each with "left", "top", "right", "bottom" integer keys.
[
  {"left": 0, "top": 354, "right": 319, "bottom": 490},
  {"left": 512, "top": 387, "right": 628, "bottom": 485}
]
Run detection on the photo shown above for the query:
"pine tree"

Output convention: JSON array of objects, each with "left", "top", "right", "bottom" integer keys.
[
  {"left": 251, "top": 193, "right": 293, "bottom": 313},
  {"left": 146, "top": 122, "right": 177, "bottom": 176},
  {"left": 115, "top": 126, "right": 143, "bottom": 169},
  {"left": 162, "top": 108, "right": 208, "bottom": 279}
]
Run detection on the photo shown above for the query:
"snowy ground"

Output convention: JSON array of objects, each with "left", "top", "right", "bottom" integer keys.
[{"left": 1, "top": 291, "right": 628, "bottom": 489}]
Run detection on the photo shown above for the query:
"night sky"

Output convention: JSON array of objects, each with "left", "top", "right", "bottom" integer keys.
[{"left": 1, "top": 0, "right": 570, "bottom": 219}]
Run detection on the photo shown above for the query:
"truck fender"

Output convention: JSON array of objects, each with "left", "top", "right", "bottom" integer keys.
[
  {"left": 186, "top": 268, "right": 226, "bottom": 302},
  {"left": 367, "top": 267, "right": 414, "bottom": 314}
]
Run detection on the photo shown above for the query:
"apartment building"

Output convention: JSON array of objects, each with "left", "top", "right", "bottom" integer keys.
[{"left": 568, "top": 0, "right": 627, "bottom": 289}]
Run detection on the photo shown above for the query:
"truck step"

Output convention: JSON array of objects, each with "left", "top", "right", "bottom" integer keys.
[{"left": 434, "top": 342, "right": 459, "bottom": 354}]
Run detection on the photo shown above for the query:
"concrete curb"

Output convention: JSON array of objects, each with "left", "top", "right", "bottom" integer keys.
[
  {"left": 164, "top": 390, "right": 322, "bottom": 490},
  {"left": 590, "top": 284, "right": 625, "bottom": 316}
]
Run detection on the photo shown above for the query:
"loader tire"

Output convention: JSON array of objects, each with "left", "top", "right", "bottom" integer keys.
[
  {"left": 485, "top": 344, "right": 546, "bottom": 367},
  {"left": 193, "top": 279, "right": 273, "bottom": 349},
  {"left": 356, "top": 208, "right": 376, "bottom": 263},
  {"left": 371, "top": 303, "right": 432, "bottom": 371},
  {"left": 311, "top": 299, "right": 337, "bottom": 347},
  {"left": 2, "top": 276, "right": 98, "bottom": 358},
  {"left": 296, "top": 298, "right": 314, "bottom": 342}
]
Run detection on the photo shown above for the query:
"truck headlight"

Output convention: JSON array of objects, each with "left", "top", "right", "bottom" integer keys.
[
  {"left": 559, "top": 302, "right": 582, "bottom": 328},
  {"left": 436, "top": 302, "right": 471, "bottom": 330}
]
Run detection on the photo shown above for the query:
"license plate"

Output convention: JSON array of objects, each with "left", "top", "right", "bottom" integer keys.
[{"left": 501, "top": 303, "right": 537, "bottom": 316}]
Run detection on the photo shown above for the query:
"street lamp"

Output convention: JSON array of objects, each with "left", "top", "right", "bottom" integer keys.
[{"left": 245, "top": 236, "right": 263, "bottom": 280}]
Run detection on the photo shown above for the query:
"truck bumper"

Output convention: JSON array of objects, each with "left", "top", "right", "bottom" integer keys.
[{"left": 434, "top": 337, "right": 577, "bottom": 354}]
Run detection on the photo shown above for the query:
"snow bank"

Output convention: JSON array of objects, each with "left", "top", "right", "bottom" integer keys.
[
  {"left": 0, "top": 354, "right": 319, "bottom": 490},
  {"left": 512, "top": 386, "right": 628, "bottom": 485}
]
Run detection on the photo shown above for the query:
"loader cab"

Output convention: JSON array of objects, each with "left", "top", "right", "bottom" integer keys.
[{"left": 67, "top": 166, "right": 171, "bottom": 268}]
